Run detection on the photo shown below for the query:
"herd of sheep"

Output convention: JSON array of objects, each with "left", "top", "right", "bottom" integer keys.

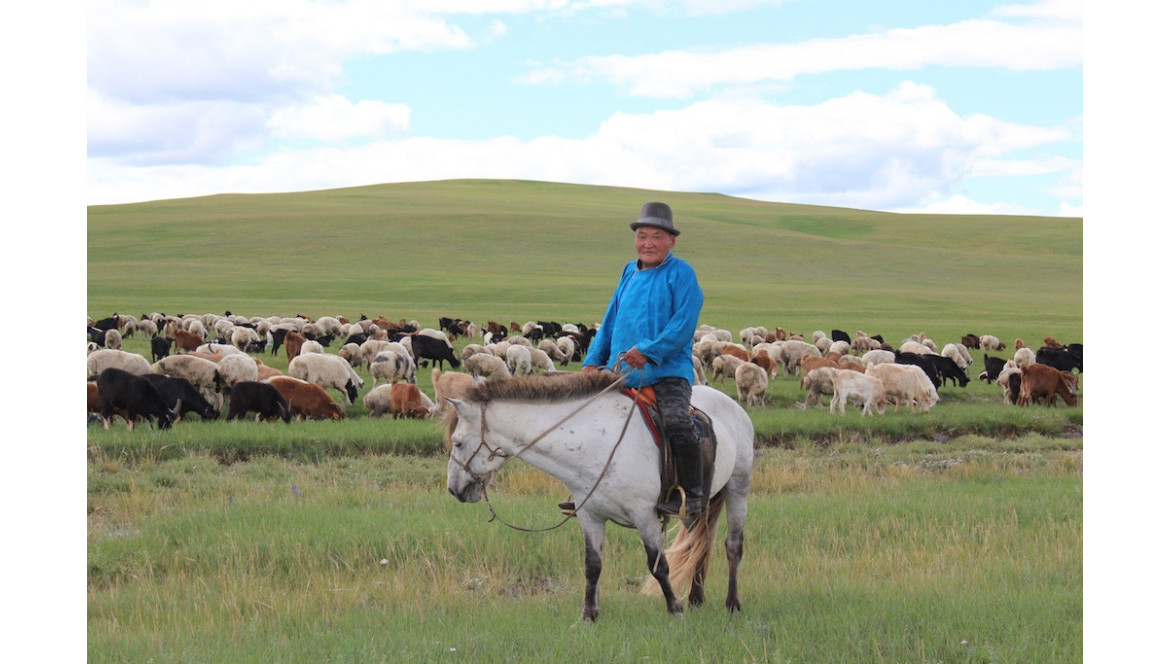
[{"left": 85, "top": 311, "right": 1083, "bottom": 430}]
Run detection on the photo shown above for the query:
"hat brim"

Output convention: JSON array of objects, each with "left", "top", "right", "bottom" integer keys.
[{"left": 630, "top": 219, "right": 680, "bottom": 236}]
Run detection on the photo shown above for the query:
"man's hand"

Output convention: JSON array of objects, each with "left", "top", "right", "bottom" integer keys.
[
  {"left": 623, "top": 347, "right": 649, "bottom": 369},
  {"left": 582, "top": 365, "right": 598, "bottom": 374}
]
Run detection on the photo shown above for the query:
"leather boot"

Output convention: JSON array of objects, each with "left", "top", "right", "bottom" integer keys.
[{"left": 655, "top": 440, "right": 705, "bottom": 527}]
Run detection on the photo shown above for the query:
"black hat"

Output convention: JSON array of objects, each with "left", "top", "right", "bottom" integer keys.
[{"left": 630, "top": 202, "right": 679, "bottom": 236}]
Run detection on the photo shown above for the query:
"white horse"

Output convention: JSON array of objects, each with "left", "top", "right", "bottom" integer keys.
[{"left": 444, "top": 371, "right": 754, "bottom": 622}]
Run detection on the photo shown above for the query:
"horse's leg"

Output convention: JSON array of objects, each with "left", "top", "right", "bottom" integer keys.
[
  {"left": 578, "top": 515, "right": 607, "bottom": 622},
  {"left": 638, "top": 522, "right": 683, "bottom": 615},
  {"left": 722, "top": 479, "right": 750, "bottom": 612}
]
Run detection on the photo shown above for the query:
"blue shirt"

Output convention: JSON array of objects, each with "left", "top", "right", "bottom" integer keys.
[{"left": 582, "top": 252, "right": 703, "bottom": 385}]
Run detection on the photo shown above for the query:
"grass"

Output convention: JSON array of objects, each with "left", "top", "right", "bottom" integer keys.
[
  {"left": 86, "top": 180, "right": 1083, "bottom": 662},
  {"left": 87, "top": 443, "right": 1081, "bottom": 663}
]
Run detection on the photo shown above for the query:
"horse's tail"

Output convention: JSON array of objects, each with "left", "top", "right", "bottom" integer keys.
[{"left": 640, "top": 492, "right": 725, "bottom": 597}]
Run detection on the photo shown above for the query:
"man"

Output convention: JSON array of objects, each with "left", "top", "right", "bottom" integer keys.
[{"left": 577, "top": 201, "right": 706, "bottom": 525}]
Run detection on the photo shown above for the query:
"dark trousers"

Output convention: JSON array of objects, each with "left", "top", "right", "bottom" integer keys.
[{"left": 654, "top": 377, "right": 697, "bottom": 451}]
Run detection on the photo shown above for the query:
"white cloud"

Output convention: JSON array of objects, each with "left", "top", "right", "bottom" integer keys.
[
  {"left": 88, "top": 83, "right": 1079, "bottom": 215},
  {"left": 519, "top": 12, "right": 1082, "bottom": 98},
  {"left": 269, "top": 96, "right": 412, "bottom": 142}
]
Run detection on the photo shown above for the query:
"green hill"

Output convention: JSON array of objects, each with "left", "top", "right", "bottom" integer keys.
[{"left": 87, "top": 179, "right": 1082, "bottom": 344}]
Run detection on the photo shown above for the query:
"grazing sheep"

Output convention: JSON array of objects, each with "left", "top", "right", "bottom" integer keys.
[
  {"left": 829, "top": 369, "right": 887, "bottom": 416},
  {"left": 87, "top": 349, "right": 152, "bottom": 379},
  {"left": 734, "top": 362, "right": 768, "bottom": 407},
  {"left": 712, "top": 355, "right": 747, "bottom": 386},
  {"left": 860, "top": 349, "right": 895, "bottom": 367},
  {"left": 431, "top": 368, "right": 477, "bottom": 416},
  {"left": 980, "top": 334, "right": 1006, "bottom": 352},
  {"left": 538, "top": 339, "right": 568, "bottom": 366},
  {"left": 898, "top": 340, "right": 935, "bottom": 356},
  {"left": 197, "top": 342, "right": 244, "bottom": 356},
  {"left": 231, "top": 327, "right": 261, "bottom": 352},
  {"left": 865, "top": 363, "right": 939, "bottom": 413},
  {"left": 151, "top": 354, "right": 224, "bottom": 409},
  {"left": 464, "top": 353, "right": 511, "bottom": 380},
  {"left": 298, "top": 339, "right": 325, "bottom": 355},
  {"left": 941, "top": 343, "right": 972, "bottom": 370},
  {"left": 720, "top": 344, "right": 751, "bottom": 363},
  {"left": 359, "top": 339, "right": 396, "bottom": 367},
  {"left": 264, "top": 376, "right": 346, "bottom": 420},
  {"left": 779, "top": 340, "right": 822, "bottom": 376},
  {"left": 103, "top": 329, "right": 122, "bottom": 350},
  {"left": 527, "top": 347, "right": 557, "bottom": 373},
  {"left": 798, "top": 366, "right": 836, "bottom": 410},
  {"left": 337, "top": 342, "right": 364, "bottom": 367},
  {"left": 288, "top": 353, "right": 364, "bottom": 404},
  {"left": 215, "top": 353, "right": 260, "bottom": 393},
  {"left": 506, "top": 344, "right": 533, "bottom": 375},
  {"left": 370, "top": 351, "right": 417, "bottom": 385},
  {"left": 1013, "top": 346, "right": 1037, "bottom": 367}
]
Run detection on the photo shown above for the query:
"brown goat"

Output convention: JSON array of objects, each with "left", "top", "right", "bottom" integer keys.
[
  {"left": 265, "top": 376, "right": 345, "bottom": 420},
  {"left": 1017, "top": 363, "right": 1078, "bottom": 407}
]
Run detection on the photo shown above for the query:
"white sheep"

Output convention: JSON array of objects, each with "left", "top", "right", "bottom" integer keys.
[
  {"left": 711, "top": 355, "right": 746, "bottom": 387},
  {"left": 829, "top": 368, "right": 886, "bottom": 416},
  {"left": 337, "top": 342, "right": 364, "bottom": 367},
  {"left": 538, "top": 339, "right": 569, "bottom": 365},
  {"left": 299, "top": 340, "right": 325, "bottom": 355},
  {"left": 151, "top": 354, "right": 223, "bottom": 408},
  {"left": 464, "top": 352, "right": 511, "bottom": 380},
  {"left": 506, "top": 344, "right": 532, "bottom": 375},
  {"left": 87, "top": 349, "right": 152, "bottom": 378},
  {"left": 1013, "top": 346, "right": 1036, "bottom": 367},
  {"left": 980, "top": 334, "right": 1006, "bottom": 352},
  {"left": 797, "top": 366, "right": 836, "bottom": 410},
  {"left": 556, "top": 336, "right": 578, "bottom": 365},
  {"left": 461, "top": 343, "right": 489, "bottom": 362},
  {"left": 898, "top": 340, "right": 936, "bottom": 355},
  {"left": 827, "top": 340, "right": 851, "bottom": 356},
  {"left": 941, "top": 343, "right": 972, "bottom": 369},
  {"left": 288, "top": 353, "right": 365, "bottom": 404},
  {"left": 359, "top": 339, "right": 396, "bottom": 367},
  {"left": 527, "top": 347, "right": 557, "bottom": 373},
  {"left": 779, "top": 340, "right": 821, "bottom": 376},
  {"left": 734, "top": 362, "right": 768, "bottom": 407},
  {"left": 860, "top": 349, "right": 895, "bottom": 367},
  {"left": 431, "top": 368, "right": 478, "bottom": 416},
  {"left": 103, "top": 329, "right": 122, "bottom": 350},
  {"left": 197, "top": 342, "right": 244, "bottom": 356},
  {"left": 370, "top": 351, "right": 417, "bottom": 385},
  {"left": 215, "top": 353, "right": 259, "bottom": 391},
  {"left": 865, "top": 363, "right": 939, "bottom": 413},
  {"left": 230, "top": 326, "right": 261, "bottom": 351}
]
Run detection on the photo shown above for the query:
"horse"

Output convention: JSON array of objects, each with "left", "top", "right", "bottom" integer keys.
[{"left": 444, "top": 370, "right": 754, "bottom": 622}]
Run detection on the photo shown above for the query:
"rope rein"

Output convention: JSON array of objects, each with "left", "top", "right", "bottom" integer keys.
[{"left": 474, "top": 363, "right": 642, "bottom": 533}]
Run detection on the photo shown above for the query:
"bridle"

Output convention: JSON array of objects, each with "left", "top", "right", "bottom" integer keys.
[{"left": 453, "top": 365, "right": 641, "bottom": 532}]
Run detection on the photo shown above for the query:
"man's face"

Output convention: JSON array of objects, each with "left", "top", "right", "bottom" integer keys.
[{"left": 634, "top": 227, "right": 676, "bottom": 268}]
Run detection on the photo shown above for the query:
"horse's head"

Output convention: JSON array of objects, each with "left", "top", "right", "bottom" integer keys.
[{"left": 444, "top": 398, "right": 504, "bottom": 503}]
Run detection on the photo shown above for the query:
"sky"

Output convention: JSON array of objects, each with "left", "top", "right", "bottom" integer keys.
[{"left": 84, "top": 0, "right": 1083, "bottom": 216}]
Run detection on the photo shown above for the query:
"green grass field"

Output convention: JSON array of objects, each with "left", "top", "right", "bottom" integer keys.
[{"left": 87, "top": 180, "right": 1083, "bottom": 663}]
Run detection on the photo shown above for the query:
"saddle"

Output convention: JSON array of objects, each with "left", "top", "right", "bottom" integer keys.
[{"left": 620, "top": 387, "right": 718, "bottom": 509}]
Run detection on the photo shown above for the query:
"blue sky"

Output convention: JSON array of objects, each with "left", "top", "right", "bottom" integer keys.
[{"left": 85, "top": 0, "right": 1082, "bottom": 215}]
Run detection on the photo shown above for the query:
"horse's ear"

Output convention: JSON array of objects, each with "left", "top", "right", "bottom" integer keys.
[{"left": 447, "top": 398, "right": 475, "bottom": 418}]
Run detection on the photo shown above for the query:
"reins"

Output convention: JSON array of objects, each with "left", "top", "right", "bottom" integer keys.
[{"left": 473, "top": 365, "right": 641, "bottom": 533}]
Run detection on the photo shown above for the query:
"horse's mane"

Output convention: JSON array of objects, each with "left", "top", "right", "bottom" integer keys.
[{"left": 462, "top": 370, "right": 626, "bottom": 404}]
